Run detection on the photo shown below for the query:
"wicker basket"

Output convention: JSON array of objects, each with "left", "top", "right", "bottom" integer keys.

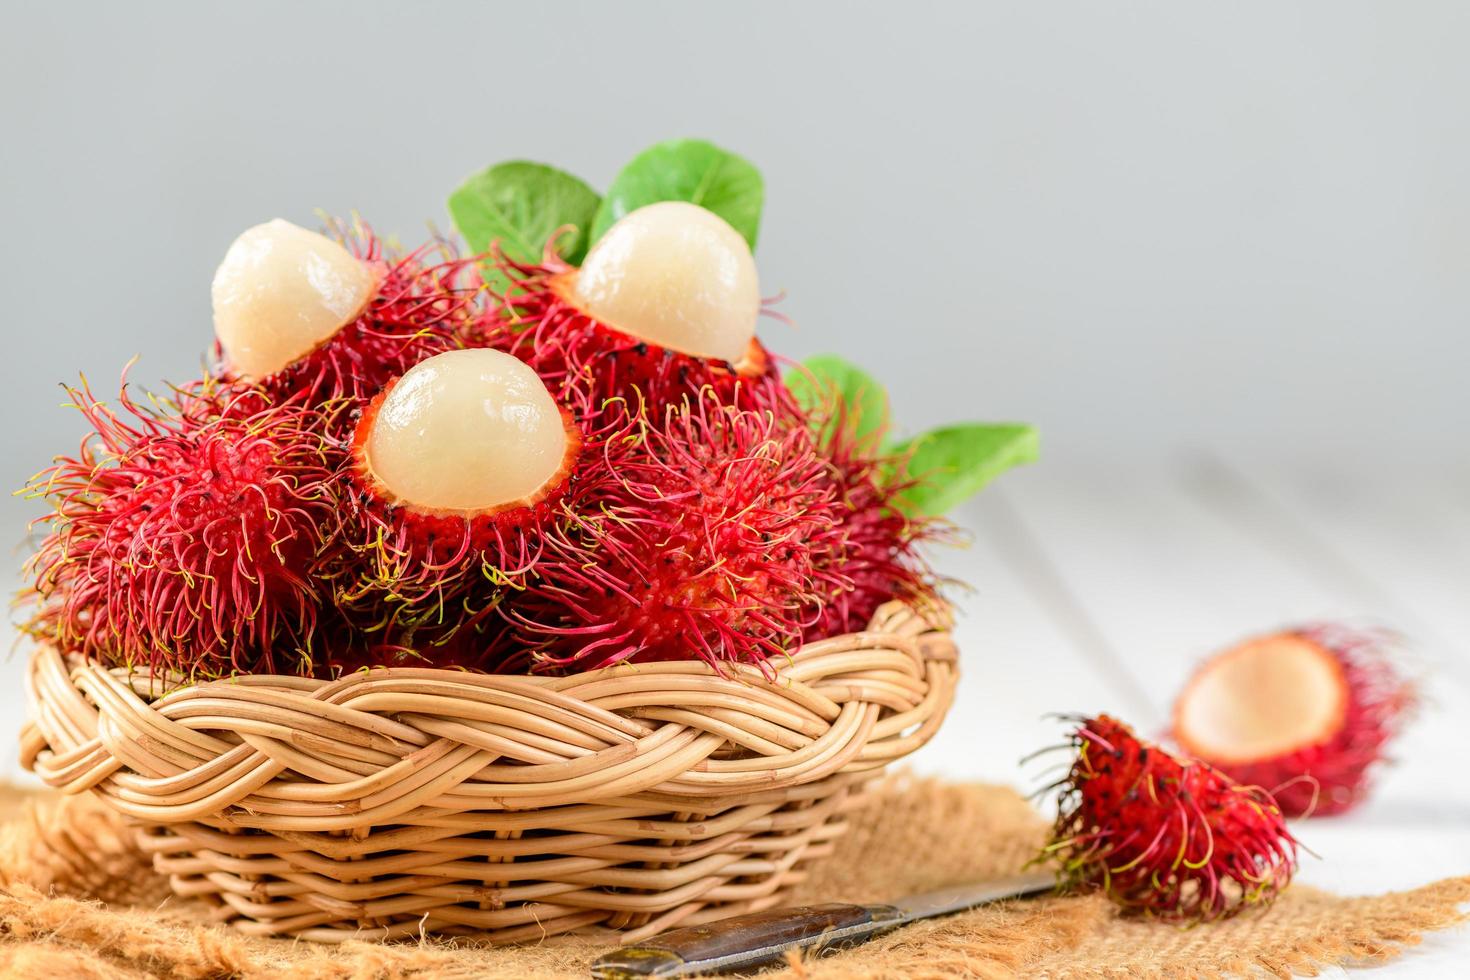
[{"left": 19, "top": 601, "right": 956, "bottom": 945}]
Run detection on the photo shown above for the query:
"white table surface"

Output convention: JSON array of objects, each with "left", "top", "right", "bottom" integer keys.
[{"left": 3, "top": 458, "right": 1467, "bottom": 976}]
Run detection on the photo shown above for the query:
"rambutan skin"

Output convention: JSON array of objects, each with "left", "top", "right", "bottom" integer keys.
[
  {"left": 330, "top": 378, "right": 584, "bottom": 645},
  {"left": 1042, "top": 715, "right": 1299, "bottom": 922},
  {"left": 467, "top": 246, "right": 795, "bottom": 424},
  {"left": 215, "top": 220, "right": 479, "bottom": 419},
  {"left": 346, "top": 377, "right": 581, "bottom": 560},
  {"left": 21, "top": 378, "right": 342, "bottom": 678},
  {"left": 1176, "top": 625, "right": 1416, "bottom": 817},
  {"left": 509, "top": 394, "right": 851, "bottom": 672},
  {"left": 311, "top": 606, "right": 522, "bottom": 678},
  {"left": 807, "top": 426, "right": 941, "bottom": 637}
]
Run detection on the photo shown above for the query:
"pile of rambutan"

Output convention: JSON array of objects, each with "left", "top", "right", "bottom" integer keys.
[{"left": 18, "top": 140, "right": 1036, "bottom": 682}]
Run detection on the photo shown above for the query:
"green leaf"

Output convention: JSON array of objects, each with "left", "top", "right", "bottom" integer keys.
[
  {"left": 892, "top": 424, "right": 1039, "bottom": 518},
  {"left": 447, "top": 161, "right": 601, "bottom": 291},
  {"left": 591, "top": 139, "right": 763, "bottom": 249},
  {"left": 786, "top": 354, "right": 890, "bottom": 450}
]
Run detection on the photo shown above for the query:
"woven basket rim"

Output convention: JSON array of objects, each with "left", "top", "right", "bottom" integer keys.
[
  {"left": 18, "top": 599, "right": 959, "bottom": 943},
  {"left": 21, "top": 598, "right": 954, "bottom": 693},
  {"left": 21, "top": 600, "right": 958, "bottom": 822}
]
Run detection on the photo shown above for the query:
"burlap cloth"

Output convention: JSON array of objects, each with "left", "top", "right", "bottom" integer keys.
[{"left": 1, "top": 776, "right": 1465, "bottom": 979}]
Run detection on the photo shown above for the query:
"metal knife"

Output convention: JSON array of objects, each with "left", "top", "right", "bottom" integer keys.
[{"left": 590, "top": 870, "right": 1055, "bottom": 978}]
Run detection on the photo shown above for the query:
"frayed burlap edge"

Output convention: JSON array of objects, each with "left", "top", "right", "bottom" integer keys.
[{"left": 1, "top": 777, "right": 1465, "bottom": 980}]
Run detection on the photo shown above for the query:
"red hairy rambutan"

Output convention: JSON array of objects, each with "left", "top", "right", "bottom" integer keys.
[
  {"left": 807, "top": 427, "right": 941, "bottom": 636},
  {"left": 22, "top": 376, "right": 340, "bottom": 678},
  {"left": 313, "top": 610, "right": 521, "bottom": 677},
  {"left": 338, "top": 349, "right": 582, "bottom": 635},
  {"left": 1039, "top": 715, "right": 1299, "bottom": 921},
  {"left": 510, "top": 392, "right": 849, "bottom": 671},
  {"left": 469, "top": 202, "right": 794, "bottom": 421},
  {"left": 211, "top": 217, "right": 477, "bottom": 417},
  {"left": 1172, "top": 625, "right": 1415, "bottom": 817}
]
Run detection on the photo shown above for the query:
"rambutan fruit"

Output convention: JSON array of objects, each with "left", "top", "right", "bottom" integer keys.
[
  {"left": 22, "top": 376, "right": 340, "bottom": 678},
  {"left": 471, "top": 201, "right": 793, "bottom": 421},
  {"left": 1172, "top": 625, "right": 1415, "bottom": 817},
  {"left": 510, "top": 392, "right": 849, "bottom": 671},
  {"left": 340, "top": 348, "right": 582, "bottom": 628},
  {"left": 807, "top": 428, "right": 941, "bottom": 637},
  {"left": 211, "top": 218, "right": 475, "bottom": 414},
  {"left": 1039, "top": 714, "right": 1299, "bottom": 921},
  {"left": 313, "top": 611, "right": 520, "bottom": 677}
]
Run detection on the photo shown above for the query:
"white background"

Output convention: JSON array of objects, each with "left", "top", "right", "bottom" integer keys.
[{"left": 2, "top": 3, "right": 1467, "bottom": 976}]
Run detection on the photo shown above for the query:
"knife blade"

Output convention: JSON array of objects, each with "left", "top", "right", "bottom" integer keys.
[{"left": 589, "top": 870, "right": 1055, "bottom": 978}]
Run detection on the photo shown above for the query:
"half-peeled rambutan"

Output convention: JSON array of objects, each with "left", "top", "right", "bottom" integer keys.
[
  {"left": 1039, "top": 714, "right": 1299, "bottom": 921},
  {"left": 511, "top": 391, "right": 849, "bottom": 672},
  {"left": 338, "top": 348, "right": 582, "bottom": 635},
  {"left": 470, "top": 201, "right": 793, "bottom": 421},
  {"left": 211, "top": 217, "right": 477, "bottom": 417},
  {"left": 22, "top": 376, "right": 340, "bottom": 678},
  {"left": 1172, "top": 625, "right": 1415, "bottom": 817}
]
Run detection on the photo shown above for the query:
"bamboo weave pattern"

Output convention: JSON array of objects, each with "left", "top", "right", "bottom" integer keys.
[{"left": 20, "top": 601, "right": 957, "bottom": 943}]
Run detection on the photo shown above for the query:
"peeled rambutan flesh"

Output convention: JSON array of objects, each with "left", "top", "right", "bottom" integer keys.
[
  {"left": 1041, "top": 714, "right": 1299, "bottom": 921},
  {"left": 512, "top": 394, "right": 849, "bottom": 671},
  {"left": 211, "top": 218, "right": 475, "bottom": 413},
  {"left": 574, "top": 201, "right": 760, "bottom": 364},
  {"left": 1172, "top": 625, "right": 1415, "bottom": 817},
  {"left": 212, "top": 218, "right": 379, "bottom": 380},
  {"left": 471, "top": 201, "right": 793, "bottom": 421},
  {"left": 341, "top": 348, "right": 581, "bottom": 625},
  {"left": 22, "top": 379, "right": 339, "bottom": 677}
]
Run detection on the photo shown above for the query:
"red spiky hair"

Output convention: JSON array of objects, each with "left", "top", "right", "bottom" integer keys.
[
  {"left": 509, "top": 392, "right": 849, "bottom": 672},
  {"left": 1039, "top": 715, "right": 1299, "bottom": 921},
  {"left": 786, "top": 365, "right": 942, "bottom": 636},
  {"left": 1174, "top": 624, "right": 1416, "bottom": 817},
  {"left": 21, "top": 375, "right": 340, "bottom": 678},
  {"left": 808, "top": 426, "right": 942, "bottom": 637},
  {"left": 467, "top": 243, "right": 795, "bottom": 423},
  {"left": 334, "top": 371, "right": 583, "bottom": 640},
  {"left": 313, "top": 606, "right": 522, "bottom": 678},
  {"left": 215, "top": 218, "right": 478, "bottom": 418}
]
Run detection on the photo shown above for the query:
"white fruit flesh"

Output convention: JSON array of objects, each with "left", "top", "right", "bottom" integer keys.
[
  {"left": 571, "top": 201, "right": 760, "bottom": 364},
  {"left": 212, "top": 219, "right": 378, "bottom": 380},
  {"left": 1176, "top": 634, "right": 1347, "bottom": 763},
  {"left": 364, "top": 349, "right": 568, "bottom": 514}
]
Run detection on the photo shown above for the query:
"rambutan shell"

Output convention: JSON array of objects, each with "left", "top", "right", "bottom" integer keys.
[
  {"left": 1042, "top": 714, "right": 1299, "bottom": 921},
  {"left": 22, "top": 378, "right": 342, "bottom": 677},
  {"left": 213, "top": 219, "right": 478, "bottom": 416},
  {"left": 1173, "top": 625, "right": 1415, "bottom": 816},
  {"left": 469, "top": 243, "right": 794, "bottom": 424},
  {"left": 805, "top": 412, "right": 942, "bottom": 637},
  {"left": 507, "top": 394, "right": 850, "bottom": 672},
  {"left": 313, "top": 609, "right": 522, "bottom": 677},
  {"left": 337, "top": 350, "right": 584, "bottom": 640}
]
